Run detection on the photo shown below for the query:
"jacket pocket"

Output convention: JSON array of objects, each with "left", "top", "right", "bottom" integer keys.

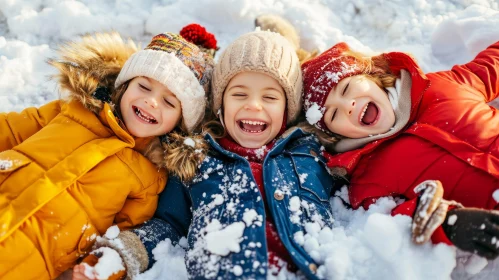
[
  {"left": 54, "top": 220, "right": 100, "bottom": 274},
  {"left": 287, "top": 150, "right": 330, "bottom": 203},
  {"left": 0, "top": 150, "right": 32, "bottom": 185}
]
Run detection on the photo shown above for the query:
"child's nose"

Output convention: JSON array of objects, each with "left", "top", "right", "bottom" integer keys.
[
  {"left": 347, "top": 100, "right": 356, "bottom": 115},
  {"left": 145, "top": 97, "right": 158, "bottom": 108},
  {"left": 244, "top": 100, "right": 263, "bottom": 111}
]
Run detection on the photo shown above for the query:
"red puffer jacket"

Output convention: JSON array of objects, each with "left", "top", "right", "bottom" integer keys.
[{"left": 326, "top": 41, "right": 499, "bottom": 244}]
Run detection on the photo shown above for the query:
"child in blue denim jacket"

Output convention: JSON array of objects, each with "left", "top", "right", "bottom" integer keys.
[{"left": 76, "top": 30, "right": 345, "bottom": 280}]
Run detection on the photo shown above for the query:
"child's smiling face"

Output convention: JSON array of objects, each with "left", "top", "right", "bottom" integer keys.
[
  {"left": 223, "top": 71, "right": 286, "bottom": 148},
  {"left": 322, "top": 75, "right": 395, "bottom": 139},
  {"left": 120, "top": 77, "right": 182, "bottom": 138}
]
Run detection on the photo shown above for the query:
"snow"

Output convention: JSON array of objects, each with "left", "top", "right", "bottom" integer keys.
[
  {"left": 448, "top": 214, "right": 458, "bottom": 226},
  {"left": 0, "top": 159, "right": 13, "bottom": 170},
  {"left": 83, "top": 247, "right": 125, "bottom": 279},
  {"left": 364, "top": 213, "right": 404, "bottom": 261},
  {"left": 493, "top": 189, "right": 499, "bottom": 203},
  {"left": 232, "top": 265, "right": 243, "bottom": 276},
  {"left": 306, "top": 103, "right": 323, "bottom": 125},
  {"left": 464, "top": 255, "right": 488, "bottom": 275},
  {"left": 183, "top": 138, "right": 195, "bottom": 147},
  {"left": 136, "top": 238, "right": 188, "bottom": 280},
  {"left": 2, "top": 0, "right": 499, "bottom": 279},
  {"left": 289, "top": 196, "right": 301, "bottom": 212},
  {"left": 242, "top": 209, "right": 260, "bottom": 226},
  {"left": 205, "top": 220, "right": 245, "bottom": 256},
  {"left": 104, "top": 225, "right": 120, "bottom": 239}
]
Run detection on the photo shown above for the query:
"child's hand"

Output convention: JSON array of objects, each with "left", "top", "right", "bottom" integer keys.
[
  {"left": 442, "top": 208, "right": 499, "bottom": 259},
  {"left": 72, "top": 264, "right": 95, "bottom": 280}
]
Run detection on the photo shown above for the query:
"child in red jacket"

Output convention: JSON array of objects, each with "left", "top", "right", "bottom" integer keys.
[{"left": 301, "top": 41, "right": 499, "bottom": 259}]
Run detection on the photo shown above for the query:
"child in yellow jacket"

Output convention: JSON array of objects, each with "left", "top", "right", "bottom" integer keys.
[{"left": 0, "top": 30, "right": 214, "bottom": 279}]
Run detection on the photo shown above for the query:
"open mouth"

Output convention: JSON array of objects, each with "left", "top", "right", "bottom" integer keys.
[
  {"left": 237, "top": 119, "right": 268, "bottom": 133},
  {"left": 360, "top": 102, "right": 379, "bottom": 125},
  {"left": 133, "top": 106, "right": 158, "bottom": 124}
]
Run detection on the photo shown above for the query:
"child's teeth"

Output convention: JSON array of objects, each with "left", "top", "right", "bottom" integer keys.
[
  {"left": 135, "top": 108, "right": 155, "bottom": 123},
  {"left": 361, "top": 104, "right": 369, "bottom": 121},
  {"left": 242, "top": 120, "right": 265, "bottom": 125}
]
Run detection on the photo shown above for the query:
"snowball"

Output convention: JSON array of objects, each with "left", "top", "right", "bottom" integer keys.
[
  {"left": 105, "top": 225, "right": 120, "bottom": 239},
  {"left": 306, "top": 103, "right": 323, "bottom": 125},
  {"left": 183, "top": 138, "right": 195, "bottom": 147}
]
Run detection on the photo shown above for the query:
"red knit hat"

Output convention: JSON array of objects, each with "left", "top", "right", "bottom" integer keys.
[{"left": 301, "top": 42, "right": 363, "bottom": 134}]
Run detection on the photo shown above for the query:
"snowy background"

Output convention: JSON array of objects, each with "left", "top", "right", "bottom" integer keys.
[{"left": 2, "top": 0, "right": 499, "bottom": 279}]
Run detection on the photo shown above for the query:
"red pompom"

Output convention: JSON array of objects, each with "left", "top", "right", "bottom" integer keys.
[{"left": 180, "top": 24, "right": 218, "bottom": 50}]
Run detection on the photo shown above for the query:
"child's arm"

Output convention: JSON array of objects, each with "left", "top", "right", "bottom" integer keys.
[
  {"left": 0, "top": 100, "right": 61, "bottom": 152},
  {"left": 113, "top": 175, "right": 167, "bottom": 230},
  {"left": 79, "top": 177, "right": 192, "bottom": 279},
  {"left": 396, "top": 180, "right": 499, "bottom": 259},
  {"left": 444, "top": 40, "right": 499, "bottom": 102}
]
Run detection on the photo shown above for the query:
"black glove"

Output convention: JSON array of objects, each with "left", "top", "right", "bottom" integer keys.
[{"left": 442, "top": 208, "right": 499, "bottom": 259}]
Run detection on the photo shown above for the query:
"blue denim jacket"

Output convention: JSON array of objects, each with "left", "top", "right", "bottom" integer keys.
[{"left": 134, "top": 128, "right": 343, "bottom": 279}]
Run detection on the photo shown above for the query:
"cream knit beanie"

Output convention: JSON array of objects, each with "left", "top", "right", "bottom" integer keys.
[{"left": 212, "top": 30, "right": 302, "bottom": 124}]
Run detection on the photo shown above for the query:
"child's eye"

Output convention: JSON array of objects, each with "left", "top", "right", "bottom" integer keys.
[
  {"left": 232, "top": 93, "right": 247, "bottom": 97},
  {"left": 164, "top": 98, "right": 176, "bottom": 108},
  {"left": 264, "top": 95, "right": 278, "bottom": 100},
  {"left": 331, "top": 108, "right": 337, "bottom": 123},
  {"left": 139, "top": 84, "right": 151, "bottom": 91}
]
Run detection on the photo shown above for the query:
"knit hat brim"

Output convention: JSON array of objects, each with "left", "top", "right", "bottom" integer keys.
[
  {"left": 116, "top": 49, "right": 206, "bottom": 133},
  {"left": 212, "top": 31, "right": 302, "bottom": 125}
]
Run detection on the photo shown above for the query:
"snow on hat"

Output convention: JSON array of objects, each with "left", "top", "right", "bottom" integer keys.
[
  {"left": 115, "top": 32, "right": 214, "bottom": 133},
  {"left": 301, "top": 42, "right": 363, "bottom": 134},
  {"left": 211, "top": 30, "right": 303, "bottom": 124}
]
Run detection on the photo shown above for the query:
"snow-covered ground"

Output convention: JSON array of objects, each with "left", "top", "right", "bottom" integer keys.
[{"left": 2, "top": 0, "right": 499, "bottom": 279}]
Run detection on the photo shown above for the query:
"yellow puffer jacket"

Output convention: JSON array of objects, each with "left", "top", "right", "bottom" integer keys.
[{"left": 0, "top": 33, "right": 167, "bottom": 279}]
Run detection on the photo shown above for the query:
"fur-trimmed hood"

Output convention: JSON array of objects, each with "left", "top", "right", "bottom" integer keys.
[
  {"left": 49, "top": 32, "right": 138, "bottom": 114},
  {"left": 48, "top": 32, "right": 208, "bottom": 181}
]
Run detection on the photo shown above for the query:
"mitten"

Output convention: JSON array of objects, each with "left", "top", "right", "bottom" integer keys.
[
  {"left": 411, "top": 180, "right": 463, "bottom": 244},
  {"left": 442, "top": 208, "right": 499, "bottom": 260}
]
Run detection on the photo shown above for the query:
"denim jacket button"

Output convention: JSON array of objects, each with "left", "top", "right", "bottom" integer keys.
[
  {"left": 309, "top": 263, "right": 317, "bottom": 273},
  {"left": 274, "top": 190, "right": 284, "bottom": 200},
  {"left": 310, "top": 149, "right": 318, "bottom": 157}
]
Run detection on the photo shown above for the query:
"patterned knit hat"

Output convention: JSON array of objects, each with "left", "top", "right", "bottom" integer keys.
[
  {"left": 212, "top": 30, "right": 302, "bottom": 124},
  {"left": 115, "top": 33, "right": 214, "bottom": 133},
  {"left": 301, "top": 42, "right": 364, "bottom": 134}
]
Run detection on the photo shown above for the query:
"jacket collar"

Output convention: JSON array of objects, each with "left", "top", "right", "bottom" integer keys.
[{"left": 205, "top": 127, "right": 309, "bottom": 161}]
